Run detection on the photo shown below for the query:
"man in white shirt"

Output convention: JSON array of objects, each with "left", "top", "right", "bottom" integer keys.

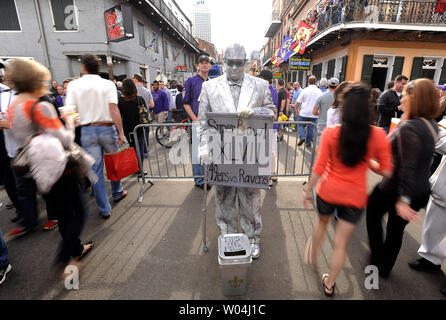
[
  {"left": 296, "top": 75, "right": 322, "bottom": 147},
  {"left": 66, "top": 54, "right": 127, "bottom": 219},
  {"left": 159, "top": 80, "right": 175, "bottom": 121}
]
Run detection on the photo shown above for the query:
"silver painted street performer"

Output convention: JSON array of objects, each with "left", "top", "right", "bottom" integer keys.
[{"left": 197, "top": 44, "right": 276, "bottom": 259}]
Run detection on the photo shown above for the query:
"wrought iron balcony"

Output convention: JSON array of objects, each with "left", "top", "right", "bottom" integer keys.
[
  {"left": 137, "top": 0, "right": 200, "bottom": 52},
  {"left": 312, "top": 0, "right": 446, "bottom": 37},
  {"left": 265, "top": 10, "right": 282, "bottom": 37}
]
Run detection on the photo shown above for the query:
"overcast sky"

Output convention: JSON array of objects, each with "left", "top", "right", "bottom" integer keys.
[{"left": 175, "top": 0, "right": 272, "bottom": 56}]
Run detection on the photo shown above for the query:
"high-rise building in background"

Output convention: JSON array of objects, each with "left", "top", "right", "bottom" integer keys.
[{"left": 192, "top": 0, "right": 212, "bottom": 43}]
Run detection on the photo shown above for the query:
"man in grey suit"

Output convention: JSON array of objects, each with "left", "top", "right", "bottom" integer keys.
[{"left": 198, "top": 44, "right": 276, "bottom": 259}]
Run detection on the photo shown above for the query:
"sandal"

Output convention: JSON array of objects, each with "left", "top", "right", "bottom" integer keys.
[
  {"left": 322, "top": 273, "right": 335, "bottom": 297},
  {"left": 304, "top": 237, "right": 317, "bottom": 271},
  {"left": 75, "top": 241, "right": 94, "bottom": 261}
]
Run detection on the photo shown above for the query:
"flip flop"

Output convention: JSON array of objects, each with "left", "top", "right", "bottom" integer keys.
[
  {"left": 75, "top": 241, "right": 94, "bottom": 261},
  {"left": 322, "top": 273, "right": 336, "bottom": 297}
]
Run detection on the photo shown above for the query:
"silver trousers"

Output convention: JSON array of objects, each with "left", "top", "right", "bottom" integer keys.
[
  {"left": 215, "top": 186, "right": 262, "bottom": 244},
  {"left": 418, "top": 198, "right": 446, "bottom": 265}
]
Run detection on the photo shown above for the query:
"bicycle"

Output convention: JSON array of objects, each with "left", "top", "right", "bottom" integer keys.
[{"left": 155, "top": 110, "right": 192, "bottom": 149}]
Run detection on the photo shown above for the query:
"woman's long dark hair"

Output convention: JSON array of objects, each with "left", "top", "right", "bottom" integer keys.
[
  {"left": 332, "top": 81, "right": 352, "bottom": 109},
  {"left": 121, "top": 78, "right": 137, "bottom": 102},
  {"left": 338, "top": 82, "right": 371, "bottom": 167}
]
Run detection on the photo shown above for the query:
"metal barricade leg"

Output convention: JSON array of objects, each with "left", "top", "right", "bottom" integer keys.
[
  {"left": 202, "top": 164, "right": 209, "bottom": 253},
  {"left": 133, "top": 127, "right": 153, "bottom": 203}
]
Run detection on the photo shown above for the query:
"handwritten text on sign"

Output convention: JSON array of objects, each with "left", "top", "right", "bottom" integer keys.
[{"left": 205, "top": 113, "right": 274, "bottom": 189}]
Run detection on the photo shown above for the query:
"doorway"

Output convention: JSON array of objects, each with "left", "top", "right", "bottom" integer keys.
[
  {"left": 421, "top": 69, "right": 436, "bottom": 80},
  {"left": 371, "top": 67, "right": 388, "bottom": 91}
]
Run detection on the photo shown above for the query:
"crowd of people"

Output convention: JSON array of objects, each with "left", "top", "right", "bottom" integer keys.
[
  {"left": 259, "top": 70, "right": 446, "bottom": 296},
  {"left": 0, "top": 53, "right": 214, "bottom": 286},
  {"left": 0, "top": 53, "right": 445, "bottom": 300}
]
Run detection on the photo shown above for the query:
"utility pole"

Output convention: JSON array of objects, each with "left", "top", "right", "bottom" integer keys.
[
  {"left": 34, "top": 0, "right": 53, "bottom": 79},
  {"left": 106, "top": 43, "right": 114, "bottom": 80}
]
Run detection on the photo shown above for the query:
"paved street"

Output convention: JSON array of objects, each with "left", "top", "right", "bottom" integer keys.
[{"left": 0, "top": 160, "right": 445, "bottom": 299}]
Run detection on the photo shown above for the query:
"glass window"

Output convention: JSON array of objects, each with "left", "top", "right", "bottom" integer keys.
[
  {"left": 50, "top": 0, "right": 79, "bottom": 31},
  {"left": 138, "top": 22, "right": 145, "bottom": 47},
  {"left": 0, "top": 0, "right": 21, "bottom": 31}
]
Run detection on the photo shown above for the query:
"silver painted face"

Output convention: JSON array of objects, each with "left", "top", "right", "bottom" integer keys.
[{"left": 224, "top": 44, "right": 247, "bottom": 82}]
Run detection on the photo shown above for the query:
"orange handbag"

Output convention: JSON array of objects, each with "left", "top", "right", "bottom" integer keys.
[{"left": 104, "top": 147, "right": 139, "bottom": 181}]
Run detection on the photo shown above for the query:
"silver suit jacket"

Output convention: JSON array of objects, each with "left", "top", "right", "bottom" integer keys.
[
  {"left": 430, "top": 119, "right": 446, "bottom": 206},
  {"left": 197, "top": 73, "right": 277, "bottom": 157}
]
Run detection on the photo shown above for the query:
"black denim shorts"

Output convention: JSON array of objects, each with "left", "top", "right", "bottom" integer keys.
[{"left": 316, "top": 194, "right": 364, "bottom": 224}]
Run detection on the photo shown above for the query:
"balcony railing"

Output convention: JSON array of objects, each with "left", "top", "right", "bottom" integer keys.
[
  {"left": 312, "top": 0, "right": 445, "bottom": 37},
  {"left": 265, "top": 10, "right": 283, "bottom": 37},
  {"left": 145, "top": 0, "right": 200, "bottom": 50},
  {"left": 271, "top": 9, "right": 282, "bottom": 21}
]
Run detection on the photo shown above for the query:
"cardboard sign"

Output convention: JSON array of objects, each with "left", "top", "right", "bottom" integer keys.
[{"left": 205, "top": 113, "right": 273, "bottom": 189}]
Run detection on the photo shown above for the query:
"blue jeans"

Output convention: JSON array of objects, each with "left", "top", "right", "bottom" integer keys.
[
  {"left": 192, "top": 164, "right": 204, "bottom": 185},
  {"left": 0, "top": 229, "right": 9, "bottom": 268},
  {"left": 15, "top": 174, "right": 57, "bottom": 229},
  {"left": 16, "top": 175, "right": 38, "bottom": 229},
  {"left": 81, "top": 126, "right": 124, "bottom": 215},
  {"left": 382, "top": 126, "right": 390, "bottom": 134},
  {"left": 298, "top": 116, "right": 318, "bottom": 146}
]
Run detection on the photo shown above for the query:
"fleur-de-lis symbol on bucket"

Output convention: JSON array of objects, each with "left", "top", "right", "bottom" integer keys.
[{"left": 229, "top": 276, "right": 244, "bottom": 288}]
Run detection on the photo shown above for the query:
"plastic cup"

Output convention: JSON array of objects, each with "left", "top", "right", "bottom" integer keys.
[
  {"left": 59, "top": 105, "right": 77, "bottom": 117},
  {"left": 389, "top": 118, "right": 400, "bottom": 134}
]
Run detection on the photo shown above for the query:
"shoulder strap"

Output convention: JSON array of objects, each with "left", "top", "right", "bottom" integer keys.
[
  {"left": 29, "top": 101, "right": 41, "bottom": 137},
  {"left": 30, "top": 101, "right": 39, "bottom": 122},
  {"left": 420, "top": 117, "right": 439, "bottom": 143}
]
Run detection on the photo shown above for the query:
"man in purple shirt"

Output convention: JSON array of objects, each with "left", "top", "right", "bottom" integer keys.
[
  {"left": 258, "top": 70, "right": 278, "bottom": 108},
  {"left": 183, "top": 55, "right": 212, "bottom": 189},
  {"left": 151, "top": 80, "right": 169, "bottom": 123}
]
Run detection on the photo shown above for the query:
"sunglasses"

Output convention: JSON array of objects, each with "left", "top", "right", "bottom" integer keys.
[{"left": 225, "top": 60, "right": 246, "bottom": 68}]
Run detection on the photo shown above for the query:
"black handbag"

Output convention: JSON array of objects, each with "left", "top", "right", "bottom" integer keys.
[{"left": 137, "top": 96, "right": 150, "bottom": 124}]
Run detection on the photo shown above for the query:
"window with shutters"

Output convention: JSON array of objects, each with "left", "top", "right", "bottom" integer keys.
[
  {"left": 327, "top": 59, "right": 335, "bottom": 79},
  {"left": 313, "top": 63, "right": 322, "bottom": 81},
  {"left": 49, "top": 0, "right": 79, "bottom": 31},
  {"left": 411, "top": 57, "right": 444, "bottom": 82},
  {"left": 0, "top": 0, "right": 21, "bottom": 31},
  {"left": 138, "top": 22, "right": 145, "bottom": 47},
  {"left": 339, "top": 56, "right": 348, "bottom": 82}
]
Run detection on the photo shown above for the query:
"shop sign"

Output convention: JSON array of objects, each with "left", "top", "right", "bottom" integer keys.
[
  {"left": 104, "top": 4, "right": 134, "bottom": 42},
  {"left": 290, "top": 58, "right": 311, "bottom": 70},
  {"left": 176, "top": 66, "right": 188, "bottom": 72}
]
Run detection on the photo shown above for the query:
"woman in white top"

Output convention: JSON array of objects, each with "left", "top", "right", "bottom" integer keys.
[{"left": 327, "top": 81, "right": 352, "bottom": 126}]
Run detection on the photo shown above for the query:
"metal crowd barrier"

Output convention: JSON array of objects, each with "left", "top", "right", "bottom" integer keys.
[{"left": 131, "top": 120, "right": 318, "bottom": 251}]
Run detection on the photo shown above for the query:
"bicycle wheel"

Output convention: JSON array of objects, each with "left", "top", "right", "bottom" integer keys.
[{"left": 155, "top": 122, "right": 174, "bottom": 148}]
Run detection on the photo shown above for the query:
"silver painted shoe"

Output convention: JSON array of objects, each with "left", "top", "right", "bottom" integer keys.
[{"left": 250, "top": 243, "right": 260, "bottom": 260}]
